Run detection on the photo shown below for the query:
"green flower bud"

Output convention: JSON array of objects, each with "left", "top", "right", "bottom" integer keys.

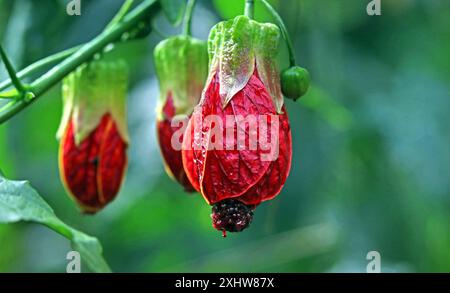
[{"left": 281, "top": 66, "right": 310, "bottom": 101}]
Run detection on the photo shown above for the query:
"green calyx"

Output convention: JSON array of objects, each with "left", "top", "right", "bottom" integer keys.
[
  {"left": 207, "top": 15, "right": 283, "bottom": 113},
  {"left": 154, "top": 35, "right": 208, "bottom": 118},
  {"left": 56, "top": 59, "right": 129, "bottom": 145},
  {"left": 281, "top": 66, "right": 310, "bottom": 101}
]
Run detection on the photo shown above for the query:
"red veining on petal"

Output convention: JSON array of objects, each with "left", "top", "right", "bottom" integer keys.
[
  {"left": 182, "top": 70, "right": 292, "bottom": 205},
  {"left": 181, "top": 116, "right": 201, "bottom": 192},
  {"left": 98, "top": 117, "right": 128, "bottom": 204},
  {"left": 236, "top": 107, "right": 292, "bottom": 205},
  {"left": 157, "top": 94, "right": 195, "bottom": 192},
  {"left": 59, "top": 113, "right": 127, "bottom": 213}
]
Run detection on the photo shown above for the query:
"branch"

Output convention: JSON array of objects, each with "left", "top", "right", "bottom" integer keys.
[
  {"left": 0, "top": 46, "right": 28, "bottom": 93},
  {"left": 0, "top": 0, "right": 161, "bottom": 124},
  {"left": 0, "top": 45, "right": 81, "bottom": 94},
  {"left": 105, "top": 0, "right": 135, "bottom": 31},
  {"left": 0, "top": 0, "right": 138, "bottom": 96}
]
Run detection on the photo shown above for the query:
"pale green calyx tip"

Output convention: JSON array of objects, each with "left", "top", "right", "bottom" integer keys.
[
  {"left": 154, "top": 35, "right": 208, "bottom": 118},
  {"left": 56, "top": 59, "right": 129, "bottom": 145},
  {"left": 207, "top": 15, "right": 284, "bottom": 113}
]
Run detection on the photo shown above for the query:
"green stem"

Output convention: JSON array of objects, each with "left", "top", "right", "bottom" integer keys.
[
  {"left": 0, "top": 45, "right": 81, "bottom": 93},
  {"left": 0, "top": 0, "right": 134, "bottom": 95},
  {"left": 245, "top": 0, "right": 254, "bottom": 19},
  {"left": 0, "top": 0, "right": 160, "bottom": 124},
  {"left": 260, "top": 0, "right": 296, "bottom": 67},
  {"left": 0, "top": 46, "right": 27, "bottom": 93},
  {"left": 105, "top": 0, "right": 135, "bottom": 31},
  {"left": 183, "top": 0, "right": 197, "bottom": 36}
]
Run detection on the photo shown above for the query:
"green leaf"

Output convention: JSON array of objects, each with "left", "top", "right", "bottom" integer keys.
[
  {"left": 0, "top": 175, "right": 111, "bottom": 273},
  {"left": 160, "top": 0, "right": 186, "bottom": 25},
  {"left": 0, "top": 88, "right": 19, "bottom": 99}
]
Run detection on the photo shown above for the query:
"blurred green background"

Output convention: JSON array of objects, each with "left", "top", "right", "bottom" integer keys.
[{"left": 0, "top": 0, "right": 449, "bottom": 272}]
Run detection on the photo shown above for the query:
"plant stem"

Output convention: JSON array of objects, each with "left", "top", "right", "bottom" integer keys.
[
  {"left": 0, "top": 46, "right": 27, "bottom": 93},
  {"left": 260, "top": 0, "right": 296, "bottom": 67},
  {"left": 0, "top": 45, "right": 81, "bottom": 93},
  {"left": 0, "top": 0, "right": 160, "bottom": 124},
  {"left": 183, "top": 0, "right": 197, "bottom": 36},
  {"left": 105, "top": 0, "right": 135, "bottom": 31},
  {"left": 0, "top": 0, "right": 134, "bottom": 94},
  {"left": 245, "top": 0, "right": 255, "bottom": 19}
]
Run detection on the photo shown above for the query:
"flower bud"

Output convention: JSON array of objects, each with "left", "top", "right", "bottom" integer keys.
[
  {"left": 182, "top": 16, "right": 292, "bottom": 235},
  {"left": 281, "top": 66, "right": 310, "bottom": 101},
  {"left": 57, "top": 60, "right": 129, "bottom": 213},
  {"left": 154, "top": 36, "right": 208, "bottom": 191}
]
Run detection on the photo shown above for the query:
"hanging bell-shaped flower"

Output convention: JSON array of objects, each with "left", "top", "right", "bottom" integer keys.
[
  {"left": 154, "top": 35, "right": 208, "bottom": 192},
  {"left": 182, "top": 16, "right": 292, "bottom": 235},
  {"left": 57, "top": 60, "right": 129, "bottom": 214}
]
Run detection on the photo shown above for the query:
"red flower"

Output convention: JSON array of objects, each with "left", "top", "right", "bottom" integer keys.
[
  {"left": 154, "top": 36, "right": 208, "bottom": 191},
  {"left": 183, "top": 71, "right": 292, "bottom": 205},
  {"left": 182, "top": 15, "right": 292, "bottom": 235},
  {"left": 57, "top": 60, "right": 129, "bottom": 213},
  {"left": 59, "top": 114, "right": 127, "bottom": 213}
]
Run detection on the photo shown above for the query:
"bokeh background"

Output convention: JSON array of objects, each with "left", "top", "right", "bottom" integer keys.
[{"left": 0, "top": 0, "right": 449, "bottom": 272}]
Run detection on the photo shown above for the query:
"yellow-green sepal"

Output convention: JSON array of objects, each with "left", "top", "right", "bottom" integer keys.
[
  {"left": 207, "top": 15, "right": 284, "bottom": 113},
  {"left": 154, "top": 35, "right": 208, "bottom": 118},
  {"left": 56, "top": 59, "right": 129, "bottom": 145}
]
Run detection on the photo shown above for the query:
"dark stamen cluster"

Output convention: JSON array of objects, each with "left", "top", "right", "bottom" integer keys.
[{"left": 211, "top": 199, "right": 254, "bottom": 237}]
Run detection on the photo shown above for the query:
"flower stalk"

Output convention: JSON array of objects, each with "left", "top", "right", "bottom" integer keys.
[
  {"left": 183, "top": 0, "right": 197, "bottom": 36},
  {"left": 245, "top": 0, "right": 255, "bottom": 19},
  {"left": 260, "top": 0, "right": 296, "bottom": 67}
]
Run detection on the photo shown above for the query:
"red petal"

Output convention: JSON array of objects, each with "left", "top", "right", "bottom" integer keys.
[
  {"left": 98, "top": 117, "right": 128, "bottom": 204},
  {"left": 157, "top": 94, "right": 195, "bottom": 192},
  {"left": 235, "top": 107, "right": 292, "bottom": 205},
  {"left": 60, "top": 114, "right": 127, "bottom": 213},
  {"left": 182, "top": 70, "right": 292, "bottom": 205},
  {"left": 182, "top": 116, "right": 201, "bottom": 192}
]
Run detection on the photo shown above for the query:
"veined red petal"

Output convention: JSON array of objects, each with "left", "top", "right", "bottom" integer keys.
[
  {"left": 157, "top": 94, "right": 195, "bottom": 192},
  {"left": 59, "top": 113, "right": 127, "bottom": 213},
  {"left": 182, "top": 70, "right": 292, "bottom": 206},
  {"left": 235, "top": 108, "right": 291, "bottom": 205}
]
